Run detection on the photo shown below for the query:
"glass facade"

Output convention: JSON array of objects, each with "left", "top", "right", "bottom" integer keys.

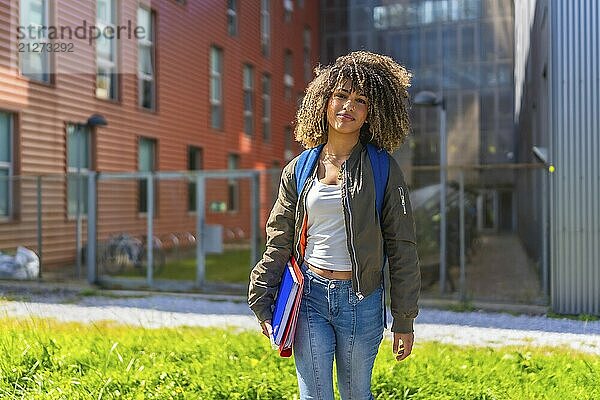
[{"left": 322, "top": 0, "right": 515, "bottom": 185}]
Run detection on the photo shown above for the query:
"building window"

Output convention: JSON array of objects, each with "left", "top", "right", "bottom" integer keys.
[
  {"left": 262, "top": 73, "right": 271, "bottom": 142},
  {"left": 138, "top": 137, "right": 156, "bottom": 213},
  {"left": 243, "top": 64, "right": 254, "bottom": 136},
  {"left": 261, "top": 0, "right": 270, "bottom": 56},
  {"left": 66, "top": 124, "right": 91, "bottom": 216},
  {"left": 138, "top": 7, "right": 156, "bottom": 110},
  {"left": 284, "top": 49, "right": 294, "bottom": 101},
  {"left": 283, "top": 0, "right": 293, "bottom": 22},
  {"left": 303, "top": 27, "right": 311, "bottom": 82},
  {"left": 227, "top": 0, "right": 238, "bottom": 36},
  {"left": 97, "top": 0, "right": 118, "bottom": 100},
  {"left": 227, "top": 154, "right": 240, "bottom": 212},
  {"left": 210, "top": 47, "right": 223, "bottom": 129},
  {"left": 0, "top": 113, "right": 13, "bottom": 218},
  {"left": 188, "top": 146, "right": 203, "bottom": 212},
  {"left": 284, "top": 125, "right": 293, "bottom": 161},
  {"left": 19, "top": 0, "right": 50, "bottom": 83}
]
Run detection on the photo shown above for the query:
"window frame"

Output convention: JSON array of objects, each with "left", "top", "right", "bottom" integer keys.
[
  {"left": 19, "top": 0, "right": 52, "bottom": 84},
  {"left": 96, "top": 0, "right": 119, "bottom": 101},
  {"left": 210, "top": 46, "right": 224, "bottom": 130},
  {"left": 0, "top": 112, "right": 14, "bottom": 220},
  {"left": 243, "top": 64, "right": 254, "bottom": 136},
  {"left": 187, "top": 146, "right": 203, "bottom": 213},
  {"left": 262, "top": 73, "right": 271, "bottom": 142},
  {"left": 227, "top": 154, "right": 240, "bottom": 213},
  {"left": 137, "top": 137, "right": 157, "bottom": 215},
  {"left": 137, "top": 6, "right": 156, "bottom": 111},
  {"left": 227, "top": 0, "right": 238, "bottom": 36},
  {"left": 261, "top": 0, "right": 270, "bottom": 56},
  {"left": 284, "top": 49, "right": 294, "bottom": 101},
  {"left": 66, "top": 123, "right": 92, "bottom": 218}
]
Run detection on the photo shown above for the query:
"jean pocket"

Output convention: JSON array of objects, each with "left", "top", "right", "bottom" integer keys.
[
  {"left": 348, "top": 286, "right": 360, "bottom": 305},
  {"left": 302, "top": 273, "right": 311, "bottom": 296}
]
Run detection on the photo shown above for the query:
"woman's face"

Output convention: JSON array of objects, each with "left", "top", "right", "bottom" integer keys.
[{"left": 326, "top": 80, "right": 369, "bottom": 138}]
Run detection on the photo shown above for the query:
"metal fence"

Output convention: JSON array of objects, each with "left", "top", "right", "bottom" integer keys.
[
  {"left": 1, "top": 164, "right": 551, "bottom": 306},
  {"left": 410, "top": 163, "right": 549, "bottom": 305}
]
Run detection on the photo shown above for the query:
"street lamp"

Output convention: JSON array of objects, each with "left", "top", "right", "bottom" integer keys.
[
  {"left": 413, "top": 91, "right": 448, "bottom": 295},
  {"left": 75, "top": 114, "right": 107, "bottom": 278},
  {"left": 532, "top": 146, "right": 554, "bottom": 301}
]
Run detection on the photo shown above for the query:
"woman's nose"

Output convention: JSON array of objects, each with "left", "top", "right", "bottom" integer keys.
[{"left": 344, "top": 99, "right": 355, "bottom": 111}]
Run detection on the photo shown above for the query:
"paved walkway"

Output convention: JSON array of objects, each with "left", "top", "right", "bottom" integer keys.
[{"left": 1, "top": 290, "right": 599, "bottom": 355}]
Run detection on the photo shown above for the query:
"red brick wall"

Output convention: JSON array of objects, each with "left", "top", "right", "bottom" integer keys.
[{"left": 0, "top": 0, "right": 319, "bottom": 268}]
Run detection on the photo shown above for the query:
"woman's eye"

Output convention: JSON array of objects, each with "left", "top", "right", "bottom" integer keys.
[
  {"left": 334, "top": 93, "right": 347, "bottom": 99},
  {"left": 357, "top": 98, "right": 367, "bottom": 104}
]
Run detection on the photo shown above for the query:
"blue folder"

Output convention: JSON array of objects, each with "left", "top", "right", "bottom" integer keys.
[{"left": 272, "top": 258, "right": 301, "bottom": 345}]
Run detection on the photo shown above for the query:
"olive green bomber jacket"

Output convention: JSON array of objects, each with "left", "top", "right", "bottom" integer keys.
[{"left": 248, "top": 142, "right": 421, "bottom": 333}]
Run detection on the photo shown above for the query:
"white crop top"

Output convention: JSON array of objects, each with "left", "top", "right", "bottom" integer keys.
[{"left": 304, "top": 179, "right": 352, "bottom": 271}]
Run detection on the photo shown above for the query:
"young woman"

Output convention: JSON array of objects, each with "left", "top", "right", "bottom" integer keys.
[{"left": 248, "top": 51, "right": 420, "bottom": 400}]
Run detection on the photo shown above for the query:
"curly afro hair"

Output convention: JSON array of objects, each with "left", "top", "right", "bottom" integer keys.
[{"left": 294, "top": 51, "right": 412, "bottom": 153}]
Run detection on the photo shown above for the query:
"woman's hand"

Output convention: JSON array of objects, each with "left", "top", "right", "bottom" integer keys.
[
  {"left": 260, "top": 320, "right": 273, "bottom": 339},
  {"left": 393, "top": 332, "right": 414, "bottom": 362}
]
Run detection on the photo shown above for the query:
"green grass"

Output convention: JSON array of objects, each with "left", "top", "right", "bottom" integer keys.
[
  {"left": 1, "top": 318, "right": 598, "bottom": 399},
  {"left": 114, "top": 247, "right": 258, "bottom": 283}
]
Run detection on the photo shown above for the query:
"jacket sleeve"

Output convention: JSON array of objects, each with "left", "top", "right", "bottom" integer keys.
[
  {"left": 381, "top": 157, "right": 420, "bottom": 333},
  {"left": 247, "top": 160, "right": 298, "bottom": 323}
]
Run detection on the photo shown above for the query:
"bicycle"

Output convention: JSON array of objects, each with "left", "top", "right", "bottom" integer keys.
[{"left": 98, "top": 233, "right": 166, "bottom": 276}]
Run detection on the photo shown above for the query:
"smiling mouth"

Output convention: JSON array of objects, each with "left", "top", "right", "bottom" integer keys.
[{"left": 337, "top": 113, "right": 355, "bottom": 121}]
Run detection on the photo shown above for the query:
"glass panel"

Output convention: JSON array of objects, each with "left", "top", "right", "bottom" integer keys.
[
  {"left": 140, "top": 79, "right": 154, "bottom": 109},
  {"left": 210, "top": 47, "right": 221, "bottom": 73},
  {"left": 139, "top": 46, "right": 153, "bottom": 76},
  {"left": 138, "top": 139, "right": 154, "bottom": 172},
  {"left": 68, "top": 174, "right": 88, "bottom": 215},
  {"left": 211, "top": 105, "right": 222, "bottom": 129},
  {"left": 137, "top": 8, "right": 151, "bottom": 40},
  {"left": 211, "top": 77, "right": 221, "bottom": 102},
  {"left": 97, "top": 35, "right": 112, "bottom": 59},
  {"left": 243, "top": 66, "right": 253, "bottom": 88},
  {"left": 0, "top": 169, "right": 8, "bottom": 216},
  {"left": 97, "top": 0, "right": 115, "bottom": 23},
  {"left": 0, "top": 113, "right": 10, "bottom": 162},
  {"left": 96, "top": 69, "right": 112, "bottom": 99},
  {"left": 461, "top": 25, "right": 476, "bottom": 62},
  {"left": 22, "top": 0, "right": 45, "bottom": 26},
  {"left": 244, "top": 92, "right": 253, "bottom": 111}
]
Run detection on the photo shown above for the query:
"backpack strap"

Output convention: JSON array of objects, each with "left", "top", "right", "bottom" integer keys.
[
  {"left": 294, "top": 144, "right": 324, "bottom": 194},
  {"left": 366, "top": 143, "right": 391, "bottom": 330},
  {"left": 366, "top": 143, "right": 390, "bottom": 222}
]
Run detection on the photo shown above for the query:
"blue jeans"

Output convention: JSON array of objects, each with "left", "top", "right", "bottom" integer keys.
[{"left": 293, "top": 267, "right": 384, "bottom": 400}]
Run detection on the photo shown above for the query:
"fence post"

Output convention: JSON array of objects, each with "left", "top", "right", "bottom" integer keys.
[
  {"left": 195, "top": 173, "right": 206, "bottom": 288},
  {"left": 250, "top": 172, "right": 260, "bottom": 268},
  {"left": 87, "top": 172, "right": 97, "bottom": 284},
  {"left": 36, "top": 176, "right": 43, "bottom": 279},
  {"left": 146, "top": 174, "right": 154, "bottom": 287},
  {"left": 459, "top": 169, "right": 466, "bottom": 302}
]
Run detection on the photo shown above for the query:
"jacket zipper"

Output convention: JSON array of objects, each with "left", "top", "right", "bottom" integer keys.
[
  {"left": 295, "top": 172, "right": 314, "bottom": 262},
  {"left": 342, "top": 160, "right": 364, "bottom": 300},
  {"left": 399, "top": 187, "right": 407, "bottom": 215}
]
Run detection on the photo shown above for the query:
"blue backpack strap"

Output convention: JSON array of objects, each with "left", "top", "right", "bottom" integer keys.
[
  {"left": 366, "top": 143, "right": 391, "bottom": 329},
  {"left": 294, "top": 144, "right": 324, "bottom": 194},
  {"left": 366, "top": 143, "right": 390, "bottom": 222}
]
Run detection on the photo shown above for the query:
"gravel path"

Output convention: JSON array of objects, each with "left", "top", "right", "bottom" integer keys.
[{"left": 1, "top": 289, "right": 599, "bottom": 355}]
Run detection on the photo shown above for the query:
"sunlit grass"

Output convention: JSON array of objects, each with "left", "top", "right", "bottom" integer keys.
[{"left": 1, "top": 317, "right": 598, "bottom": 399}]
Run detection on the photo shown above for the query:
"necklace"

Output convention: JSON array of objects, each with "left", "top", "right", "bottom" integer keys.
[
  {"left": 320, "top": 155, "right": 346, "bottom": 181},
  {"left": 337, "top": 163, "right": 345, "bottom": 181}
]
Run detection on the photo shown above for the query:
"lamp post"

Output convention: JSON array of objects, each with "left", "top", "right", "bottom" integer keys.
[
  {"left": 532, "top": 146, "right": 553, "bottom": 300},
  {"left": 413, "top": 91, "right": 448, "bottom": 294},
  {"left": 75, "top": 114, "right": 107, "bottom": 279}
]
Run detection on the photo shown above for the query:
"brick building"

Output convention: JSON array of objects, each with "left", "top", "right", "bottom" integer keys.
[{"left": 0, "top": 0, "right": 319, "bottom": 269}]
